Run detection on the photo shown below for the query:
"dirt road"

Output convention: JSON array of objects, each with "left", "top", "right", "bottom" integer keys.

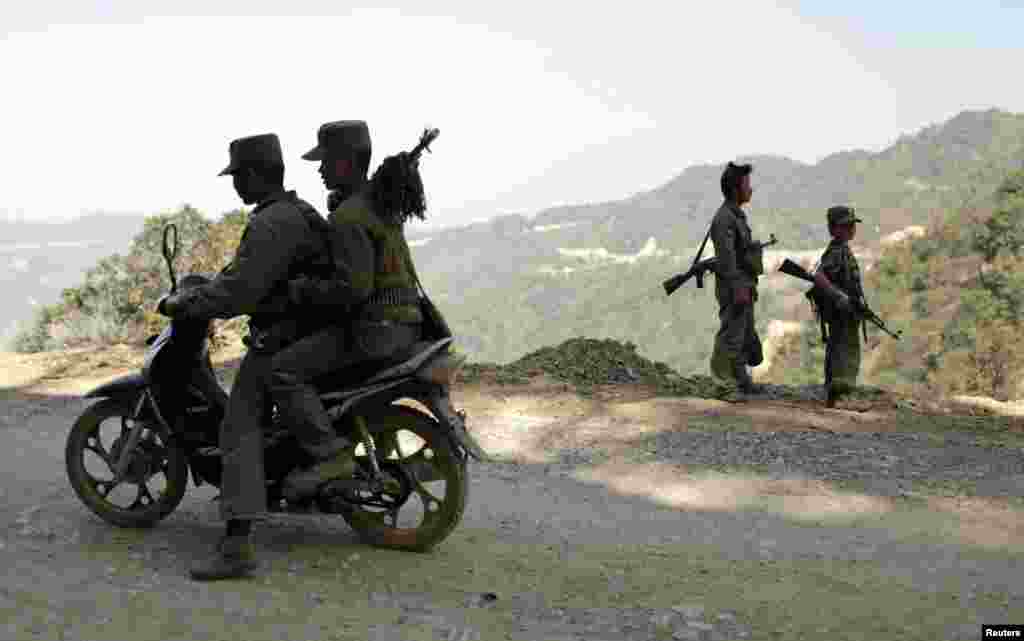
[{"left": 1, "top": 348, "right": 1021, "bottom": 641}]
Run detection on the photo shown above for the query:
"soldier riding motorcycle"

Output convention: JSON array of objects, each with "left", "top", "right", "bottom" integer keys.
[{"left": 64, "top": 129, "right": 486, "bottom": 579}]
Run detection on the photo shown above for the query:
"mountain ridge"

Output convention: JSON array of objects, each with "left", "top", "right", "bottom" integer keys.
[{"left": 9, "top": 109, "right": 1024, "bottom": 388}]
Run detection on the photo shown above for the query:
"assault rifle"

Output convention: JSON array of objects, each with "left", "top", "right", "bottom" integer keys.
[
  {"left": 408, "top": 127, "right": 440, "bottom": 162},
  {"left": 663, "top": 234, "right": 777, "bottom": 296},
  {"left": 777, "top": 258, "right": 902, "bottom": 340},
  {"left": 354, "top": 127, "right": 441, "bottom": 220}
]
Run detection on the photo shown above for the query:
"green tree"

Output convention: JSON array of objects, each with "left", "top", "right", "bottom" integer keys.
[{"left": 972, "top": 169, "right": 1024, "bottom": 261}]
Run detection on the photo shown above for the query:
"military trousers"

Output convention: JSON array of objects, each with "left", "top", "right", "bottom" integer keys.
[
  {"left": 218, "top": 320, "right": 422, "bottom": 521},
  {"left": 218, "top": 347, "right": 273, "bottom": 522},
  {"left": 824, "top": 317, "right": 861, "bottom": 394},
  {"left": 269, "top": 320, "right": 422, "bottom": 460},
  {"left": 710, "top": 298, "right": 757, "bottom": 390}
]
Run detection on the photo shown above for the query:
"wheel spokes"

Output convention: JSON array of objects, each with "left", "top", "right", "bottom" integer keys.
[
  {"left": 399, "top": 447, "right": 446, "bottom": 484},
  {"left": 341, "top": 420, "right": 460, "bottom": 539},
  {"left": 88, "top": 475, "right": 119, "bottom": 498},
  {"left": 130, "top": 483, "right": 156, "bottom": 510},
  {"left": 389, "top": 434, "right": 444, "bottom": 509},
  {"left": 85, "top": 436, "right": 113, "bottom": 469}
]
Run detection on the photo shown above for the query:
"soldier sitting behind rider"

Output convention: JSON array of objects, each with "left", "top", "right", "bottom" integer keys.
[
  {"left": 813, "top": 205, "right": 865, "bottom": 408},
  {"left": 272, "top": 120, "right": 425, "bottom": 499}
]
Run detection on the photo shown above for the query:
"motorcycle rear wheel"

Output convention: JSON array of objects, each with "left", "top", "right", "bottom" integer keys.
[
  {"left": 66, "top": 398, "right": 189, "bottom": 528},
  {"left": 338, "top": 404, "right": 468, "bottom": 552}
]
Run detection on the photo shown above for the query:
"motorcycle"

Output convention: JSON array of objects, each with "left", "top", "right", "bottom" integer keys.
[{"left": 65, "top": 224, "right": 488, "bottom": 551}]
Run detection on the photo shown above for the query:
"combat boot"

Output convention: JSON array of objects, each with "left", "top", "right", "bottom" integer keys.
[
  {"left": 282, "top": 444, "right": 359, "bottom": 502},
  {"left": 726, "top": 365, "right": 757, "bottom": 402},
  {"left": 189, "top": 535, "right": 259, "bottom": 581},
  {"left": 825, "top": 383, "right": 843, "bottom": 408}
]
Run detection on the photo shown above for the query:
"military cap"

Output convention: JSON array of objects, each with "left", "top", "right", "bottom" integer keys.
[
  {"left": 827, "top": 206, "right": 862, "bottom": 226},
  {"left": 217, "top": 134, "right": 283, "bottom": 176},
  {"left": 301, "top": 120, "right": 371, "bottom": 161}
]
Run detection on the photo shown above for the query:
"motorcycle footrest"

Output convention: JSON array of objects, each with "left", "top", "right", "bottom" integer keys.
[{"left": 322, "top": 478, "right": 376, "bottom": 494}]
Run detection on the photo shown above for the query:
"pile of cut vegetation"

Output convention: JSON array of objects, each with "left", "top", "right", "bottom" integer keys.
[
  {"left": 461, "top": 337, "right": 734, "bottom": 398},
  {"left": 459, "top": 337, "right": 900, "bottom": 404}
]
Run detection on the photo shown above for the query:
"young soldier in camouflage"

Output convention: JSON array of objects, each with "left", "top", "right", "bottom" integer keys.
[
  {"left": 274, "top": 120, "right": 424, "bottom": 499},
  {"left": 709, "top": 162, "right": 763, "bottom": 402},
  {"left": 813, "top": 206, "right": 865, "bottom": 408}
]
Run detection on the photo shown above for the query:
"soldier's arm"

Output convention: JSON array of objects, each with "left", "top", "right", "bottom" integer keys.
[
  {"left": 814, "top": 248, "right": 851, "bottom": 305},
  {"left": 290, "top": 221, "right": 375, "bottom": 308},
  {"left": 710, "top": 215, "right": 744, "bottom": 283},
  {"left": 176, "top": 205, "right": 306, "bottom": 319}
]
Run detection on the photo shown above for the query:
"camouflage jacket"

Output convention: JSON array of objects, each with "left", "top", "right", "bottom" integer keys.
[
  {"left": 816, "top": 238, "right": 863, "bottom": 315},
  {"left": 290, "top": 188, "right": 423, "bottom": 324},
  {"left": 710, "top": 200, "right": 757, "bottom": 293},
  {"left": 815, "top": 237, "right": 864, "bottom": 323}
]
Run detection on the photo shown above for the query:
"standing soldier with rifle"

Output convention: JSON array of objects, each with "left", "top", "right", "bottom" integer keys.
[
  {"left": 778, "top": 207, "right": 901, "bottom": 408},
  {"left": 709, "top": 162, "right": 765, "bottom": 402},
  {"left": 813, "top": 206, "right": 868, "bottom": 407}
]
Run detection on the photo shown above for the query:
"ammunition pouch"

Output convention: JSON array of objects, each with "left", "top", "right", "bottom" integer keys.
[
  {"left": 743, "top": 244, "right": 765, "bottom": 277},
  {"left": 351, "top": 319, "right": 421, "bottom": 359},
  {"left": 363, "top": 287, "right": 421, "bottom": 308}
]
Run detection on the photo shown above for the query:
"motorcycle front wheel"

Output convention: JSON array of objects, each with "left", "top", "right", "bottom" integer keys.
[
  {"left": 66, "top": 398, "right": 189, "bottom": 528},
  {"left": 335, "top": 404, "right": 468, "bottom": 552}
]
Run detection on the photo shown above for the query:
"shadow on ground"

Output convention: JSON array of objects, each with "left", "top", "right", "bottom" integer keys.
[{"left": 1, "top": 362, "right": 1020, "bottom": 641}]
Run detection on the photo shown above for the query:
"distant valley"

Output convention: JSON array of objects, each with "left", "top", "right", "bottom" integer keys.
[
  {"left": 7, "top": 109, "right": 1024, "bottom": 389},
  {"left": 0, "top": 214, "right": 145, "bottom": 343}
]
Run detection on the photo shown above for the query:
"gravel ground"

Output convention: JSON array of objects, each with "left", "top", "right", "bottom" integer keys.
[
  {"left": 1, "top": 387, "right": 1022, "bottom": 641},
  {"left": 633, "top": 427, "right": 1024, "bottom": 498}
]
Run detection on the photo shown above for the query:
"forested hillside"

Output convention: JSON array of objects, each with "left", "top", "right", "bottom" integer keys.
[
  {"left": 763, "top": 168, "right": 1024, "bottom": 401},
  {"left": 10, "top": 109, "right": 1024, "bottom": 399}
]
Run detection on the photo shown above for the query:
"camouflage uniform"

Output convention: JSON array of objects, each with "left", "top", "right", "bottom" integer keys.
[
  {"left": 709, "top": 200, "right": 760, "bottom": 394},
  {"left": 815, "top": 206, "right": 864, "bottom": 400},
  {"left": 268, "top": 121, "right": 424, "bottom": 500}
]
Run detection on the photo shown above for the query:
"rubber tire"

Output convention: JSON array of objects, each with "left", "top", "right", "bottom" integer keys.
[
  {"left": 339, "top": 404, "right": 468, "bottom": 552},
  {"left": 65, "top": 398, "right": 189, "bottom": 528}
]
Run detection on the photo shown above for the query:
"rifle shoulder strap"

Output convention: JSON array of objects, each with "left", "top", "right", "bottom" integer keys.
[
  {"left": 691, "top": 221, "right": 714, "bottom": 268},
  {"left": 399, "top": 232, "right": 430, "bottom": 300}
]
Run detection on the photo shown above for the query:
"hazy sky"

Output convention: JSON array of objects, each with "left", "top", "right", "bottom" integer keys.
[{"left": 1, "top": 1, "right": 1022, "bottom": 230}]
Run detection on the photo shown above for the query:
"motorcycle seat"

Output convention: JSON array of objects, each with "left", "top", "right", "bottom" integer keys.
[{"left": 313, "top": 338, "right": 453, "bottom": 393}]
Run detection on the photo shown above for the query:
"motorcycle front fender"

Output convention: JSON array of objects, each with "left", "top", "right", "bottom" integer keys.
[{"left": 83, "top": 373, "right": 147, "bottom": 402}]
